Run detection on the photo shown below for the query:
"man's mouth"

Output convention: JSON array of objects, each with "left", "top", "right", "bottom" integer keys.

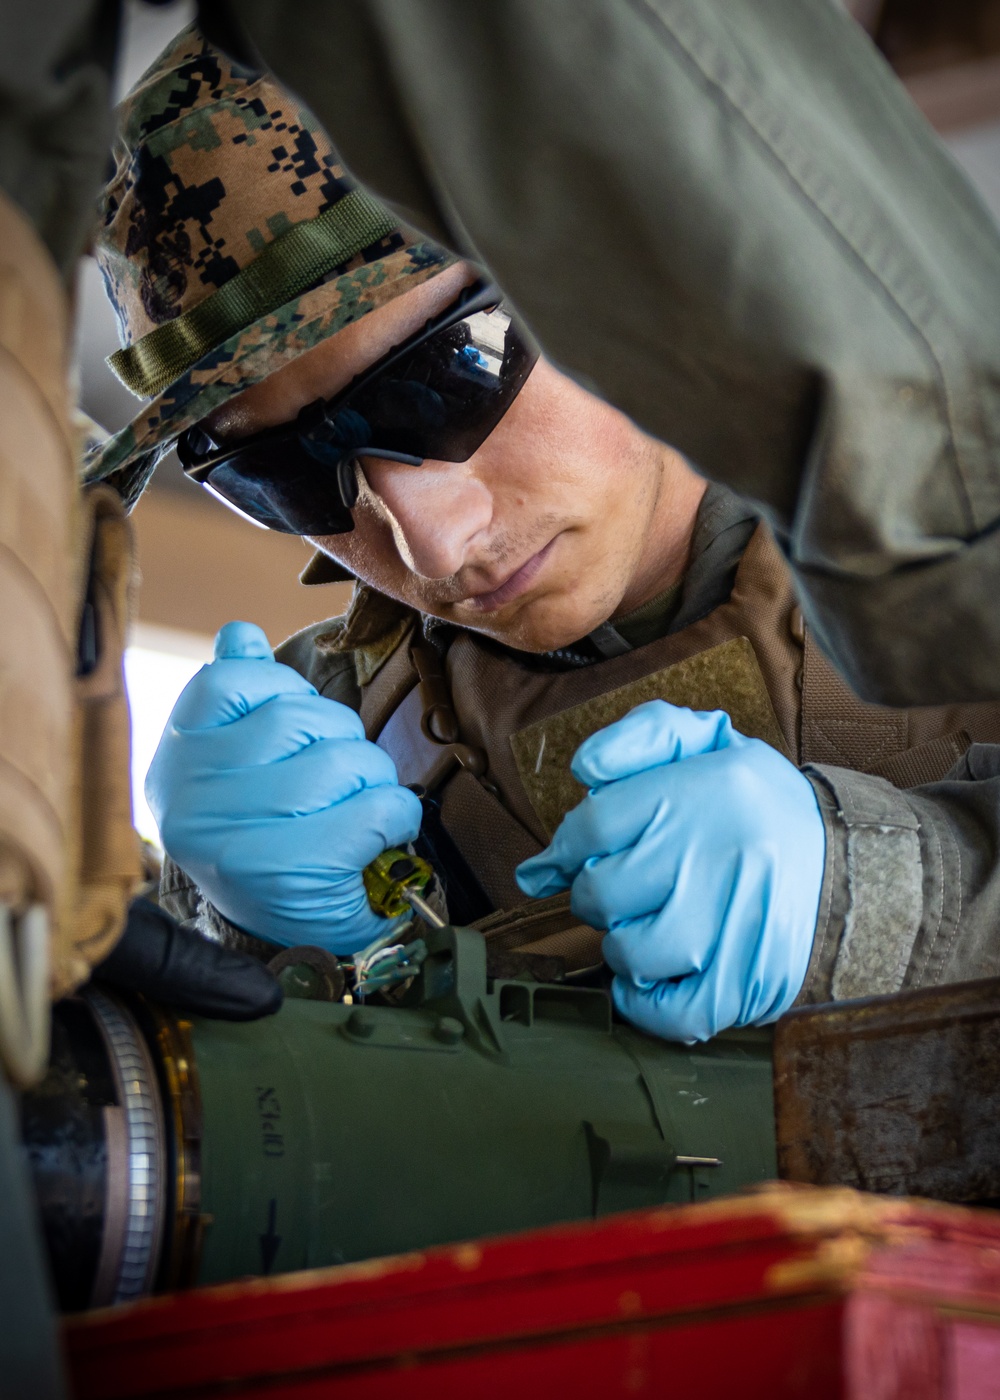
[{"left": 460, "top": 536, "right": 560, "bottom": 613}]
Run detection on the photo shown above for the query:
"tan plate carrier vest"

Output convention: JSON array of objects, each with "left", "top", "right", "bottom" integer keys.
[
  {"left": 353, "top": 525, "right": 1000, "bottom": 972},
  {"left": 0, "top": 191, "right": 141, "bottom": 1083}
]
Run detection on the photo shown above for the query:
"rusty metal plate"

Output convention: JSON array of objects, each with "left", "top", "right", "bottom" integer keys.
[{"left": 774, "top": 977, "right": 1000, "bottom": 1202}]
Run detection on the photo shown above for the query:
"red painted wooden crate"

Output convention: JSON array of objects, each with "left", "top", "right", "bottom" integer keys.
[{"left": 63, "top": 1184, "right": 1000, "bottom": 1400}]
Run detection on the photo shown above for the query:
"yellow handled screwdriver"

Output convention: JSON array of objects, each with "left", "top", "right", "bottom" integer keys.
[{"left": 363, "top": 849, "right": 445, "bottom": 928}]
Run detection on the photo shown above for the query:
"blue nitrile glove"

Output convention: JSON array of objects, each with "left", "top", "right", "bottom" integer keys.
[
  {"left": 515, "top": 701, "right": 825, "bottom": 1042},
  {"left": 145, "top": 621, "right": 421, "bottom": 953}
]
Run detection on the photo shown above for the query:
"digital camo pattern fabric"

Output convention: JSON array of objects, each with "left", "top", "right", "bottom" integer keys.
[
  {"left": 86, "top": 241, "right": 452, "bottom": 510},
  {"left": 100, "top": 25, "right": 407, "bottom": 345},
  {"left": 85, "top": 24, "right": 455, "bottom": 509}
]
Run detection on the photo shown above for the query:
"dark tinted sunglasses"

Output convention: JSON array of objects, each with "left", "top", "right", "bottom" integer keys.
[{"left": 177, "top": 281, "right": 539, "bottom": 535}]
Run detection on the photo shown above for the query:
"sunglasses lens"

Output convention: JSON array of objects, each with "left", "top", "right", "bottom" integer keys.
[
  {"left": 330, "top": 303, "right": 536, "bottom": 462},
  {"left": 203, "top": 441, "right": 358, "bottom": 535},
  {"left": 181, "top": 287, "right": 537, "bottom": 535}
]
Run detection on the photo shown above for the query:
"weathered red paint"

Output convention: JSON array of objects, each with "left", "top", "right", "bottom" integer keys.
[{"left": 63, "top": 1186, "right": 1000, "bottom": 1400}]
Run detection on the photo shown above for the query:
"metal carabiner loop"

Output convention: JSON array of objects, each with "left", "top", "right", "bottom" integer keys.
[{"left": 0, "top": 901, "right": 50, "bottom": 1086}]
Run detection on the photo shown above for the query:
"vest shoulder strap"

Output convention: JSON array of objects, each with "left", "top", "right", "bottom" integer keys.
[{"left": 359, "top": 632, "right": 419, "bottom": 739}]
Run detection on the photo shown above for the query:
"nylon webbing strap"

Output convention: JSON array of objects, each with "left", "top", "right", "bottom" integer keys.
[
  {"left": 107, "top": 191, "right": 397, "bottom": 397},
  {"left": 800, "top": 629, "right": 908, "bottom": 771}
]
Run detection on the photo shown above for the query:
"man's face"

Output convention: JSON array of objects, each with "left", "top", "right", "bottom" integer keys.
[{"left": 205, "top": 268, "right": 704, "bottom": 653}]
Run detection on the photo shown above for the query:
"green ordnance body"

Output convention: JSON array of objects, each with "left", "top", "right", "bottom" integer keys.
[{"left": 22, "top": 926, "right": 776, "bottom": 1307}]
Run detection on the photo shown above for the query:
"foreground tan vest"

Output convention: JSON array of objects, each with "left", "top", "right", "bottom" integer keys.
[
  {"left": 0, "top": 192, "right": 140, "bottom": 1082},
  {"left": 356, "top": 526, "right": 1000, "bottom": 970}
]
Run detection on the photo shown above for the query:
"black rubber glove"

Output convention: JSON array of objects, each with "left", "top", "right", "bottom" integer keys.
[{"left": 93, "top": 897, "right": 283, "bottom": 1020}]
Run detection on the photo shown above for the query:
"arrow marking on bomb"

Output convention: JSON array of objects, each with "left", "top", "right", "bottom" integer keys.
[{"left": 260, "top": 1198, "right": 281, "bottom": 1275}]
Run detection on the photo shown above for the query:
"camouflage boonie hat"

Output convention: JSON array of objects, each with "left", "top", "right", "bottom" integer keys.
[{"left": 83, "top": 25, "right": 456, "bottom": 510}]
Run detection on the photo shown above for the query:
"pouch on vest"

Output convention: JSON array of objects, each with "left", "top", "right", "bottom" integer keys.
[
  {"left": 0, "top": 192, "right": 140, "bottom": 1084},
  {"left": 66, "top": 485, "right": 143, "bottom": 1000},
  {"left": 0, "top": 191, "right": 76, "bottom": 1082}
]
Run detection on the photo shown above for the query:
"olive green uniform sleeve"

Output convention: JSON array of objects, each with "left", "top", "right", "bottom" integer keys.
[
  {"left": 799, "top": 753, "right": 1000, "bottom": 1004},
  {"left": 0, "top": 0, "right": 117, "bottom": 281},
  {"left": 5, "top": 4, "right": 1000, "bottom": 704},
  {"left": 238, "top": 0, "right": 1000, "bottom": 708}
]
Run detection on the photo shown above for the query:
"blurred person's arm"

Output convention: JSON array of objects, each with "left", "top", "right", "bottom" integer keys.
[
  {"left": 234, "top": 0, "right": 1000, "bottom": 709},
  {"left": 0, "top": 0, "right": 117, "bottom": 282}
]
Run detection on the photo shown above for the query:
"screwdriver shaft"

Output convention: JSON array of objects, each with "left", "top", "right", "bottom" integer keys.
[{"left": 402, "top": 887, "right": 446, "bottom": 929}]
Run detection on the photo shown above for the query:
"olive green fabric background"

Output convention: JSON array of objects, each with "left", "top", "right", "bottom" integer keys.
[
  {"left": 238, "top": 0, "right": 1000, "bottom": 708},
  {"left": 5, "top": 3, "right": 1000, "bottom": 703},
  {"left": 5, "top": 2, "right": 1000, "bottom": 703}
]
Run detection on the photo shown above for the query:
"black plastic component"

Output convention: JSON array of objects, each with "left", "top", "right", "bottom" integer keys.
[
  {"left": 76, "top": 597, "right": 99, "bottom": 678},
  {"left": 413, "top": 795, "right": 493, "bottom": 926}
]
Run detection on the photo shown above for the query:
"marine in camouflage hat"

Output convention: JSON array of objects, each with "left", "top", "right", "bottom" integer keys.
[{"left": 83, "top": 24, "right": 456, "bottom": 511}]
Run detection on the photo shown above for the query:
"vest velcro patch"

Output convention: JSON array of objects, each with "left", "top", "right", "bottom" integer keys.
[{"left": 510, "top": 636, "right": 789, "bottom": 836}]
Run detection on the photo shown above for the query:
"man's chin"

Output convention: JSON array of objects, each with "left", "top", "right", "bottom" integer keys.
[{"left": 463, "top": 601, "right": 607, "bottom": 655}]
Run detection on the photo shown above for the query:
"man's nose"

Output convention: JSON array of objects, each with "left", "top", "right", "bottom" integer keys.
[{"left": 366, "top": 460, "right": 493, "bottom": 579}]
